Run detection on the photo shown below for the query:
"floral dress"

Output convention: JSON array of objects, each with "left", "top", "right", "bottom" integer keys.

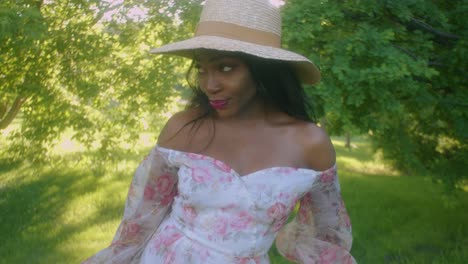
[{"left": 83, "top": 146, "right": 356, "bottom": 264}]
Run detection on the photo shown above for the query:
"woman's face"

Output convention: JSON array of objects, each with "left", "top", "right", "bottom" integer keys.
[{"left": 195, "top": 51, "right": 261, "bottom": 118}]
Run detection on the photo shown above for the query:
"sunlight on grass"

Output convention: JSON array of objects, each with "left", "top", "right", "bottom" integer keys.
[
  {"left": 332, "top": 137, "right": 400, "bottom": 176},
  {"left": 61, "top": 181, "right": 124, "bottom": 225},
  {"left": 56, "top": 182, "right": 125, "bottom": 261},
  {"left": 1, "top": 115, "right": 21, "bottom": 137},
  {"left": 51, "top": 129, "right": 158, "bottom": 156},
  {"left": 336, "top": 155, "right": 400, "bottom": 177},
  {"left": 55, "top": 137, "right": 86, "bottom": 153},
  {"left": 1, "top": 126, "right": 16, "bottom": 136}
]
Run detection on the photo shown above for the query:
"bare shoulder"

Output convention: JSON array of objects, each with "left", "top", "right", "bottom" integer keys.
[
  {"left": 157, "top": 107, "right": 206, "bottom": 149},
  {"left": 297, "top": 122, "right": 336, "bottom": 171}
]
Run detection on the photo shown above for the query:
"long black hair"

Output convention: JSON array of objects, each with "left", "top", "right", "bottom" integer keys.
[
  {"left": 177, "top": 50, "right": 317, "bottom": 149},
  {"left": 185, "top": 51, "right": 317, "bottom": 122}
]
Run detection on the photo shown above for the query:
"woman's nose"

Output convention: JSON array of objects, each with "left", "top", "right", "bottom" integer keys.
[{"left": 204, "top": 73, "right": 221, "bottom": 94}]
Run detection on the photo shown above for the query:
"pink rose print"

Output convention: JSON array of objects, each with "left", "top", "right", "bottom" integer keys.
[
  {"left": 339, "top": 199, "right": 345, "bottom": 210},
  {"left": 152, "top": 238, "right": 163, "bottom": 251},
  {"left": 186, "top": 152, "right": 207, "bottom": 160},
  {"left": 214, "top": 217, "right": 229, "bottom": 236},
  {"left": 267, "top": 202, "right": 289, "bottom": 232},
  {"left": 214, "top": 159, "right": 232, "bottom": 172},
  {"left": 297, "top": 193, "right": 314, "bottom": 225},
  {"left": 183, "top": 205, "right": 197, "bottom": 223},
  {"left": 270, "top": 215, "right": 288, "bottom": 232},
  {"left": 339, "top": 199, "right": 351, "bottom": 228},
  {"left": 267, "top": 202, "right": 287, "bottom": 220},
  {"left": 284, "top": 253, "right": 298, "bottom": 262},
  {"left": 162, "top": 232, "right": 182, "bottom": 248},
  {"left": 110, "top": 239, "right": 125, "bottom": 254},
  {"left": 191, "top": 167, "right": 212, "bottom": 183},
  {"left": 143, "top": 185, "right": 156, "bottom": 200},
  {"left": 320, "top": 169, "right": 336, "bottom": 183},
  {"left": 153, "top": 225, "right": 182, "bottom": 251},
  {"left": 278, "top": 192, "right": 291, "bottom": 200},
  {"left": 220, "top": 175, "right": 234, "bottom": 183},
  {"left": 302, "top": 192, "right": 313, "bottom": 204},
  {"left": 343, "top": 212, "right": 351, "bottom": 228},
  {"left": 110, "top": 240, "right": 123, "bottom": 247},
  {"left": 297, "top": 205, "right": 310, "bottom": 224},
  {"left": 319, "top": 247, "right": 338, "bottom": 263},
  {"left": 318, "top": 233, "right": 340, "bottom": 245},
  {"left": 128, "top": 183, "right": 136, "bottom": 197},
  {"left": 160, "top": 187, "right": 177, "bottom": 206},
  {"left": 156, "top": 174, "right": 176, "bottom": 196},
  {"left": 221, "top": 204, "right": 237, "bottom": 211},
  {"left": 235, "top": 256, "right": 261, "bottom": 264},
  {"left": 164, "top": 249, "right": 177, "bottom": 264},
  {"left": 230, "top": 211, "right": 254, "bottom": 231},
  {"left": 121, "top": 222, "right": 141, "bottom": 240}
]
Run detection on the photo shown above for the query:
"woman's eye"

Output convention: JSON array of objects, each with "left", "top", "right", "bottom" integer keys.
[{"left": 221, "top": 65, "right": 233, "bottom": 72}]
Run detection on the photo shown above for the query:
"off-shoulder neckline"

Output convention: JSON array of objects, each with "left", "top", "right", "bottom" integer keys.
[{"left": 155, "top": 145, "right": 335, "bottom": 178}]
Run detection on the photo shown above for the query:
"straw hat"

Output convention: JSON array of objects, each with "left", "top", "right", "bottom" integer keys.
[{"left": 150, "top": 0, "right": 320, "bottom": 85}]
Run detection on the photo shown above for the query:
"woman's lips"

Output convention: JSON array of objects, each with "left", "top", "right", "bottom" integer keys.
[{"left": 209, "top": 99, "right": 229, "bottom": 109}]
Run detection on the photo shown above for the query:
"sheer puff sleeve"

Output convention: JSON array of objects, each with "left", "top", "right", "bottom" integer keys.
[
  {"left": 83, "top": 146, "right": 179, "bottom": 264},
  {"left": 276, "top": 166, "right": 356, "bottom": 264}
]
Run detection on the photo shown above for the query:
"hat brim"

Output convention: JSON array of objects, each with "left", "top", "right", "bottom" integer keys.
[{"left": 149, "top": 36, "right": 320, "bottom": 85}]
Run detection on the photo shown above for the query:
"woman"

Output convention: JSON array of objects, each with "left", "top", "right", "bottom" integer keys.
[{"left": 84, "top": 0, "right": 355, "bottom": 263}]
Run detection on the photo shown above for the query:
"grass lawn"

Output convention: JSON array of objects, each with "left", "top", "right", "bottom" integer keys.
[{"left": 0, "top": 136, "right": 467, "bottom": 263}]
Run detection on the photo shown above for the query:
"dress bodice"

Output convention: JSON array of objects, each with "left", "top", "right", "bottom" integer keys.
[{"left": 164, "top": 146, "right": 320, "bottom": 258}]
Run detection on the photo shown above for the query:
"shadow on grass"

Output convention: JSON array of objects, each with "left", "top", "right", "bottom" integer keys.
[
  {"left": 1, "top": 171, "right": 102, "bottom": 263},
  {"left": 0, "top": 157, "right": 23, "bottom": 174},
  {"left": 339, "top": 171, "right": 468, "bottom": 264},
  {"left": 0, "top": 147, "right": 150, "bottom": 264}
]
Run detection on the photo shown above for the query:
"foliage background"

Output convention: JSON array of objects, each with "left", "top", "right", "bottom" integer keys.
[
  {"left": 1, "top": 0, "right": 466, "bottom": 188},
  {"left": 282, "top": 0, "right": 467, "bottom": 189}
]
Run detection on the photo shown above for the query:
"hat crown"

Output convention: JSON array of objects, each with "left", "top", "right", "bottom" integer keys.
[
  {"left": 199, "top": 0, "right": 282, "bottom": 36},
  {"left": 150, "top": 0, "right": 321, "bottom": 85}
]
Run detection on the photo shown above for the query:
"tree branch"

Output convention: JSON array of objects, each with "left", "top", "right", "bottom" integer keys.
[
  {"left": 392, "top": 44, "right": 462, "bottom": 71},
  {"left": 35, "top": 0, "right": 44, "bottom": 10},
  {"left": 393, "top": 44, "right": 419, "bottom": 60},
  {"left": 0, "top": 103, "right": 6, "bottom": 119},
  {"left": 0, "top": 97, "right": 26, "bottom": 130},
  {"left": 410, "top": 18, "right": 460, "bottom": 41}
]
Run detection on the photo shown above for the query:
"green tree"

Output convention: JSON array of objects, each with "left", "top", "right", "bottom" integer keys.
[
  {"left": 283, "top": 0, "right": 467, "bottom": 189},
  {"left": 0, "top": 0, "right": 202, "bottom": 161}
]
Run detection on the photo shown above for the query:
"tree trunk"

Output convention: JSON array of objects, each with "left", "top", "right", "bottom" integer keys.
[
  {"left": 0, "top": 103, "right": 6, "bottom": 119},
  {"left": 0, "top": 97, "right": 26, "bottom": 130},
  {"left": 345, "top": 132, "right": 351, "bottom": 150}
]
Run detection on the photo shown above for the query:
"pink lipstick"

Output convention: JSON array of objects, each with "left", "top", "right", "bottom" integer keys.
[{"left": 209, "top": 99, "right": 228, "bottom": 109}]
